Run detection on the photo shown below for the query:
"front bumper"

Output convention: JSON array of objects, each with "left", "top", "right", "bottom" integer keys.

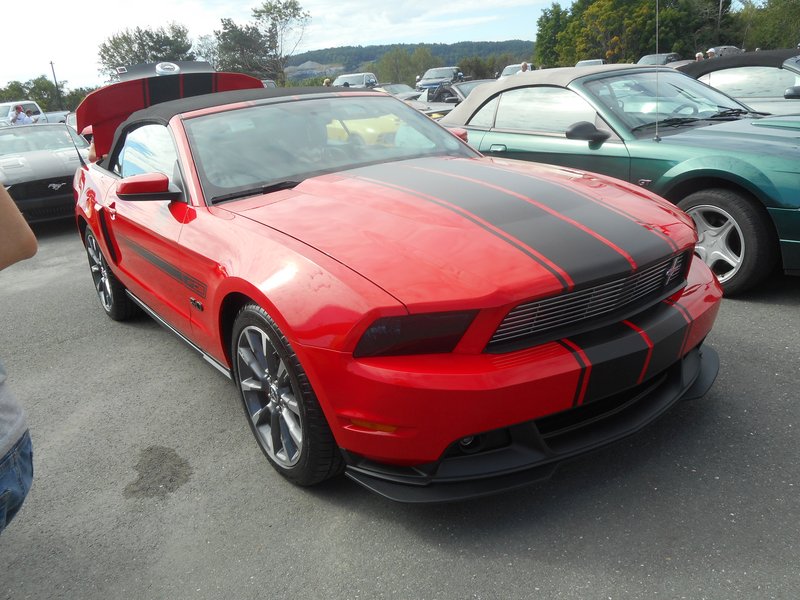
[{"left": 343, "top": 344, "right": 718, "bottom": 502}]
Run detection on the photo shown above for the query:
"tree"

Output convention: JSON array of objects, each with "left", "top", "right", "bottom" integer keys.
[
  {"left": 535, "top": 3, "right": 569, "bottom": 68},
  {"left": 373, "top": 48, "right": 417, "bottom": 85},
  {"left": 97, "top": 23, "right": 195, "bottom": 82},
  {"left": 410, "top": 46, "right": 441, "bottom": 79},
  {"left": 251, "top": 0, "right": 310, "bottom": 82},
  {"left": 194, "top": 34, "right": 220, "bottom": 70},
  {"left": 214, "top": 18, "right": 273, "bottom": 79}
]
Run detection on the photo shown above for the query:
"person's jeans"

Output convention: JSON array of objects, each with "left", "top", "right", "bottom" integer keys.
[{"left": 0, "top": 430, "right": 33, "bottom": 534}]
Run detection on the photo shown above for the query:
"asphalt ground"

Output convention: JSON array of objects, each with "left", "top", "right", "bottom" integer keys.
[{"left": 1, "top": 218, "right": 798, "bottom": 600}]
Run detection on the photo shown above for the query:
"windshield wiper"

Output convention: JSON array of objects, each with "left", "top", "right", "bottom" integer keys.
[
  {"left": 706, "top": 108, "right": 765, "bottom": 119},
  {"left": 630, "top": 117, "right": 700, "bottom": 132},
  {"left": 210, "top": 180, "right": 301, "bottom": 204}
]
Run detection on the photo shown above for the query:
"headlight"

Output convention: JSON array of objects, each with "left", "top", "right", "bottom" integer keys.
[{"left": 354, "top": 310, "right": 478, "bottom": 358}]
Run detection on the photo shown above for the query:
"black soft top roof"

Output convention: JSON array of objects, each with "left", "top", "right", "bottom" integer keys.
[
  {"left": 104, "top": 86, "right": 381, "bottom": 166},
  {"left": 123, "top": 86, "right": 373, "bottom": 125},
  {"left": 678, "top": 49, "right": 800, "bottom": 78}
]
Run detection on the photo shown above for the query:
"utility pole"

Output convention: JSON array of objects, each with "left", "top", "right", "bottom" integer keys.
[{"left": 50, "top": 61, "right": 64, "bottom": 110}]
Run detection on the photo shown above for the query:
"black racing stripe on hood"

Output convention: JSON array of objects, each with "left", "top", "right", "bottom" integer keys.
[
  {"left": 354, "top": 174, "right": 574, "bottom": 291},
  {"left": 357, "top": 161, "right": 635, "bottom": 286},
  {"left": 427, "top": 159, "right": 677, "bottom": 267}
]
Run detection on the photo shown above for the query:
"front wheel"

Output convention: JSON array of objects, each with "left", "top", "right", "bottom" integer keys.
[
  {"left": 231, "top": 304, "right": 343, "bottom": 486},
  {"left": 678, "top": 189, "right": 777, "bottom": 296},
  {"left": 84, "top": 227, "right": 139, "bottom": 321}
]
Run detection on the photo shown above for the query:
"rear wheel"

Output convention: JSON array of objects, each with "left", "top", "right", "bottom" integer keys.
[
  {"left": 84, "top": 228, "right": 139, "bottom": 321},
  {"left": 678, "top": 189, "right": 777, "bottom": 296},
  {"left": 231, "top": 303, "right": 343, "bottom": 486}
]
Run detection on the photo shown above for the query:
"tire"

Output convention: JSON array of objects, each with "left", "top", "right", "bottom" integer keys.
[
  {"left": 231, "top": 303, "right": 343, "bottom": 486},
  {"left": 677, "top": 189, "right": 777, "bottom": 296},
  {"left": 84, "top": 228, "right": 139, "bottom": 321}
]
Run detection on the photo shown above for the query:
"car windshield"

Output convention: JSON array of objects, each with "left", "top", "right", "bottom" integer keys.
[
  {"left": 183, "top": 95, "right": 476, "bottom": 204},
  {"left": 333, "top": 75, "right": 364, "bottom": 86},
  {"left": 0, "top": 125, "right": 88, "bottom": 155},
  {"left": 500, "top": 65, "right": 522, "bottom": 77},
  {"left": 582, "top": 70, "right": 749, "bottom": 132},
  {"left": 423, "top": 68, "right": 455, "bottom": 79}
]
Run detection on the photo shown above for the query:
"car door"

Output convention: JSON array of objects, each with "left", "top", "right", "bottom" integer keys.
[
  {"left": 464, "top": 86, "right": 632, "bottom": 182},
  {"left": 105, "top": 123, "right": 194, "bottom": 336}
]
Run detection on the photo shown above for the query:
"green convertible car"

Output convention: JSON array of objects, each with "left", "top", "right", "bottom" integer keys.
[{"left": 441, "top": 64, "right": 800, "bottom": 295}]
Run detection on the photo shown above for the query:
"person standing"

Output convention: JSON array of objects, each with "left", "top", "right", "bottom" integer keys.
[{"left": 0, "top": 185, "right": 37, "bottom": 535}]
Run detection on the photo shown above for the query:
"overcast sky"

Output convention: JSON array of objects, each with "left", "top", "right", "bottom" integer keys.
[{"left": 3, "top": 0, "right": 545, "bottom": 90}]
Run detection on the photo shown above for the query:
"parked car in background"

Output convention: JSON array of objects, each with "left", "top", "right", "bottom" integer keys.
[
  {"left": 374, "top": 83, "right": 421, "bottom": 101},
  {"left": 576, "top": 59, "right": 607, "bottom": 67},
  {"left": 73, "top": 71, "right": 721, "bottom": 502},
  {"left": 43, "top": 110, "right": 70, "bottom": 123},
  {"left": 707, "top": 46, "right": 743, "bottom": 57},
  {"left": 498, "top": 63, "right": 524, "bottom": 78},
  {"left": 638, "top": 53, "right": 681, "bottom": 65},
  {"left": 416, "top": 66, "right": 463, "bottom": 91},
  {"left": 332, "top": 72, "right": 378, "bottom": 88},
  {"left": 0, "top": 100, "right": 47, "bottom": 125},
  {"left": 677, "top": 49, "right": 800, "bottom": 115},
  {"left": 0, "top": 123, "right": 89, "bottom": 222},
  {"left": 441, "top": 64, "right": 800, "bottom": 295},
  {"left": 424, "top": 79, "right": 495, "bottom": 104}
]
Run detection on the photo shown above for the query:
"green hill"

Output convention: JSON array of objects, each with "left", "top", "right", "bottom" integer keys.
[{"left": 288, "top": 40, "right": 535, "bottom": 70}]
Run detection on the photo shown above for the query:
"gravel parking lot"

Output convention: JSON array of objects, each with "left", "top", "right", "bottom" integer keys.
[{"left": 1, "top": 219, "right": 798, "bottom": 600}]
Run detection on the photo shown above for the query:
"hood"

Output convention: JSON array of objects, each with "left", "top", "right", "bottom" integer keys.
[
  {"left": 0, "top": 148, "right": 87, "bottom": 185},
  {"left": 226, "top": 157, "right": 695, "bottom": 310},
  {"left": 661, "top": 115, "right": 800, "bottom": 157}
]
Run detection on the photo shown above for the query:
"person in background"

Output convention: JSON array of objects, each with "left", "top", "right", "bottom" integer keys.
[
  {"left": 519, "top": 62, "right": 529, "bottom": 73},
  {"left": 10, "top": 106, "right": 33, "bottom": 125},
  {"left": 695, "top": 52, "right": 704, "bottom": 61},
  {"left": 0, "top": 186, "right": 37, "bottom": 535},
  {"left": 322, "top": 78, "right": 331, "bottom": 87},
  {"left": 706, "top": 48, "right": 716, "bottom": 59}
]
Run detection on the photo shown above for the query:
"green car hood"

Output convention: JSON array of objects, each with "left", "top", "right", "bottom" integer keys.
[{"left": 660, "top": 115, "right": 800, "bottom": 157}]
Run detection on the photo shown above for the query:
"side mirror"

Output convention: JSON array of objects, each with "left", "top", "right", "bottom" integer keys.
[
  {"left": 415, "top": 75, "right": 421, "bottom": 82},
  {"left": 444, "top": 96, "right": 459, "bottom": 104},
  {"left": 117, "top": 172, "right": 182, "bottom": 201},
  {"left": 449, "top": 128, "right": 469, "bottom": 143},
  {"left": 784, "top": 85, "right": 800, "bottom": 100},
  {"left": 565, "top": 121, "right": 611, "bottom": 143}
]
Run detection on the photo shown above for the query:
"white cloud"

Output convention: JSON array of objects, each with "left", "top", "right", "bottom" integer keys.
[{"left": 3, "top": 0, "right": 544, "bottom": 91}]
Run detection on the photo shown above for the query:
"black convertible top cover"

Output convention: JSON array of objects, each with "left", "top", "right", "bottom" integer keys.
[{"left": 677, "top": 48, "right": 800, "bottom": 78}]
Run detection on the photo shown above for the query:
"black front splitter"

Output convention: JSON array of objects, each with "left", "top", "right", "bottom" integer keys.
[{"left": 344, "top": 345, "right": 719, "bottom": 503}]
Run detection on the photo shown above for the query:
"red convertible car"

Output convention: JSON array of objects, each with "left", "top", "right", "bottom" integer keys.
[{"left": 73, "top": 68, "right": 722, "bottom": 502}]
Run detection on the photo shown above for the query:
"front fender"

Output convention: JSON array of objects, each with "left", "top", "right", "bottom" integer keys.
[{"left": 656, "top": 155, "right": 782, "bottom": 208}]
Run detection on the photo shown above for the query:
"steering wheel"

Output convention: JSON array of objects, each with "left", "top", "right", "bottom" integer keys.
[{"left": 671, "top": 103, "right": 698, "bottom": 116}]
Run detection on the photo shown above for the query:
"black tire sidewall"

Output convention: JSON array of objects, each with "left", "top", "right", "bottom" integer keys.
[
  {"left": 678, "top": 189, "right": 777, "bottom": 295},
  {"left": 231, "top": 304, "right": 337, "bottom": 486}
]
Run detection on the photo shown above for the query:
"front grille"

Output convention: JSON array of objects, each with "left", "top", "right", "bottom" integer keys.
[
  {"left": 488, "top": 252, "right": 689, "bottom": 352},
  {"left": 8, "top": 176, "right": 72, "bottom": 199},
  {"left": 20, "top": 202, "right": 75, "bottom": 222}
]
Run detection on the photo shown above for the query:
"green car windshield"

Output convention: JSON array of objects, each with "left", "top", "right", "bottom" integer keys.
[{"left": 583, "top": 71, "right": 749, "bottom": 132}]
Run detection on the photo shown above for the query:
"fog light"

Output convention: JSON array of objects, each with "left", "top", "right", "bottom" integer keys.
[{"left": 458, "top": 435, "right": 482, "bottom": 454}]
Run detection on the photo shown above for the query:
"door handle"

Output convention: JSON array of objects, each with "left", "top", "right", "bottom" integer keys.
[{"left": 488, "top": 144, "right": 507, "bottom": 152}]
